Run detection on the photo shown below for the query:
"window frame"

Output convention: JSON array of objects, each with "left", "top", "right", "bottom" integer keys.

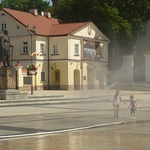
[
  {"left": 41, "top": 71, "right": 46, "bottom": 82},
  {"left": 22, "top": 41, "right": 28, "bottom": 54},
  {"left": 40, "top": 43, "right": 45, "bottom": 54},
  {"left": 52, "top": 44, "right": 59, "bottom": 54},
  {"left": 2, "top": 23, "right": 6, "bottom": 31},
  {"left": 74, "top": 44, "right": 79, "bottom": 56}
]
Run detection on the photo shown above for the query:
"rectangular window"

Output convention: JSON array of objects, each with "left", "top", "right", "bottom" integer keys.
[
  {"left": 52, "top": 44, "right": 58, "bottom": 54},
  {"left": 22, "top": 42, "right": 28, "bottom": 54},
  {"left": 40, "top": 43, "right": 45, "bottom": 54},
  {"left": 2, "top": 23, "right": 6, "bottom": 31},
  {"left": 74, "top": 44, "right": 79, "bottom": 56}
]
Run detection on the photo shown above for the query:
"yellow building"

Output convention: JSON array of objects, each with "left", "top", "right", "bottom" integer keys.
[{"left": 0, "top": 8, "right": 110, "bottom": 91}]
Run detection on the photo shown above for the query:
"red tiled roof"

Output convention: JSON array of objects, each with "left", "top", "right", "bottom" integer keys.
[
  {"left": 2, "top": 8, "right": 90, "bottom": 37},
  {"left": 49, "top": 22, "right": 90, "bottom": 36},
  {"left": 2, "top": 8, "right": 59, "bottom": 36}
]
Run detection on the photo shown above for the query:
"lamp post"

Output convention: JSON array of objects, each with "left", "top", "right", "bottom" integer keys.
[{"left": 26, "top": 24, "right": 37, "bottom": 95}]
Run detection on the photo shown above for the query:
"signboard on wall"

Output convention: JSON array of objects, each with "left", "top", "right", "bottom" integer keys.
[{"left": 83, "top": 40, "right": 100, "bottom": 61}]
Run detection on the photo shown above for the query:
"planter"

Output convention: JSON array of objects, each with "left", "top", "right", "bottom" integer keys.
[{"left": 27, "top": 64, "right": 37, "bottom": 76}]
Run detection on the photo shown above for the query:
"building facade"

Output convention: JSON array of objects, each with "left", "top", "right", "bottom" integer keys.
[{"left": 0, "top": 8, "right": 110, "bottom": 91}]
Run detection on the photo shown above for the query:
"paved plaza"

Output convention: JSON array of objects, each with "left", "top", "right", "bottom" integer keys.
[
  {"left": 0, "top": 89, "right": 149, "bottom": 150},
  {"left": 0, "top": 89, "right": 149, "bottom": 139}
]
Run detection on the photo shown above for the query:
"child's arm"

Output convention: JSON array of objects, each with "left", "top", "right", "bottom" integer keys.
[
  {"left": 134, "top": 100, "right": 138, "bottom": 108},
  {"left": 106, "top": 95, "right": 113, "bottom": 100},
  {"left": 128, "top": 102, "right": 131, "bottom": 108},
  {"left": 120, "top": 97, "right": 126, "bottom": 105}
]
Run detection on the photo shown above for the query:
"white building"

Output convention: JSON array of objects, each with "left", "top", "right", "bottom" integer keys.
[{"left": 0, "top": 8, "right": 110, "bottom": 90}]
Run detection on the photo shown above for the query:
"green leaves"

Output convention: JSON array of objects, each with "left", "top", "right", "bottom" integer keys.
[
  {"left": 0, "top": 0, "right": 51, "bottom": 13},
  {"left": 52, "top": 0, "right": 150, "bottom": 54},
  {"left": 1, "top": 0, "right": 150, "bottom": 55}
]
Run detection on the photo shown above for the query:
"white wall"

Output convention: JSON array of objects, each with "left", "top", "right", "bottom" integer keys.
[
  {"left": 0, "top": 10, "right": 29, "bottom": 36},
  {"left": 49, "top": 37, "right": 68, "bottom": 60},
  {"left": 68, "top": 38, "right": 81, "bottom": 60},
  {"left": 144, "top": 54, "right": 150, "bottom": 83}
]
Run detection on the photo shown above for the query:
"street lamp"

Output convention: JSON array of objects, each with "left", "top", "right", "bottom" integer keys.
[{"left": 26, "top": 24, "right": 37, "bottom": 95}]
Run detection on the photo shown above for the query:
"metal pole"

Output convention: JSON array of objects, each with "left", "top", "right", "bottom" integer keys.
[
  {"left": 47, "top": 37, "right": 50, "bottom": 90},
  {"left": 16, "top": 69, "right": 18, "bottom": 90},
  {"left": 31, "top": 75, "right": 33, "bottom": 95},
  {"left": 30, "top": 34, "right": 33, "bottom": 95},
  {"left": 27, "top": 24, "right": 36, "bottom": 95}
]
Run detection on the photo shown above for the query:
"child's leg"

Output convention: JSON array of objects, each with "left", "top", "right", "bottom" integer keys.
[
  {"left": 130, "top": 109, "right": 133, "bottom": 118},
  {"left": 114, "top": 106, "right": 117, "bottom": 118},
  {"left": 133, "top": 110, "right": 136, "bottom": 119},
  {"left": 116, "top": 105, "right": 119, "bottom": 118}
]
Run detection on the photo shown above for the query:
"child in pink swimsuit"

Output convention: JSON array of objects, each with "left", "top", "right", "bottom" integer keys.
[
  {"left": 106, "top": 90, "right": 126, "bottom": 118},
  {"left": 128, "top": 95, "right": 138, "bottom": 119}
]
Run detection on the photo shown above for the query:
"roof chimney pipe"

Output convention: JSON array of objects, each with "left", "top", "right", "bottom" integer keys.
[
  {"left": 29, "top": 9, "right": 38, "bottom": 16},
  {"left": 44, "top": 12, "right": 51, "bottom": 18}
]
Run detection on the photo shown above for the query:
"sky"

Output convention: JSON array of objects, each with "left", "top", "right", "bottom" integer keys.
[{"left": 44, "top": 0, "right": 52, "bottom": 6}]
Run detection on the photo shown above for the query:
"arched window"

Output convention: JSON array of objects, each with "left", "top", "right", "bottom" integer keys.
[
  {"left": 41, "top": 71, "right": 45, "bottom": 81},
  {"left": 55, "top": 71, "right": 60, "bottom": 82}
]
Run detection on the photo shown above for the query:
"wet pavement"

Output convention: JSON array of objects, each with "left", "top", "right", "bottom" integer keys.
[
  {"left": 0, "top": 89, "right": 149, "bottom": 149},
  {"left": 0, "top": 122, "right": 150, "bottom": 150}
]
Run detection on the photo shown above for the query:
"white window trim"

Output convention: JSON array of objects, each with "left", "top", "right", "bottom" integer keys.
[
  {"left": 22, "top": 41, "right": 28, "bottom": 54},
  {"left": 40, "top": 43, "right": 45, "bottom": 54},
  {"left": 52, "top": 43, "right": 59, "bottom": 54},
  {"left": 1, "top": 23, "right": 6, "bottom": 31},
  {"left": 74, "top": 44, "right": 79, "bottom": 56},
  {"left": 41, "top": 71, "right": 46, "bottom": 82}
]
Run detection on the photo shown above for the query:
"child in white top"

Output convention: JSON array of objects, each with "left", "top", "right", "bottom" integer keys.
[{"left": 128, "top": 95, "right": 138, "bottom": 119}]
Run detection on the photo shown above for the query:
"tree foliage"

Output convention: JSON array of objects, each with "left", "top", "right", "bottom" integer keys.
[
  {"left": 51, "top": 0, "right": 150, "bottom": 54},
  {"left": 1, "top": 0, "right": 150, "bottom": 55},
  {"left": 0, "top": 0, "right": 51, "bottom": 13}
]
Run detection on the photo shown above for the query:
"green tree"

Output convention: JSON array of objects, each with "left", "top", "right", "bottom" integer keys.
[
  {"left": 51, "top": 0, "right": 150, "bottom": 55},
  {"left": 0, "top": 0, "right": 51, "bottom": 13},
  {"left": 109, "top": 0, "right": 150, "bottom": 54}
]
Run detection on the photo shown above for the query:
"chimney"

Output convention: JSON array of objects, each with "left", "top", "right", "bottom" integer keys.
[
  {"left": 29, "top": 9, "right": 38, "bottom": 16},
  {"left": 44, "top": 12, "right": 51, "bottom": 18}
]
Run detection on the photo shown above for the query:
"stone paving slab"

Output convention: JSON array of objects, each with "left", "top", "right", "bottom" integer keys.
[
  {"left": 0, "top": 97, "right": 149, "bottom": 138},
  {"left": 0, "top": 89, "right": 150, "bottom": 106},
  {"left": 0, "top": 89, "right": 149, "bottom": 139}
]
